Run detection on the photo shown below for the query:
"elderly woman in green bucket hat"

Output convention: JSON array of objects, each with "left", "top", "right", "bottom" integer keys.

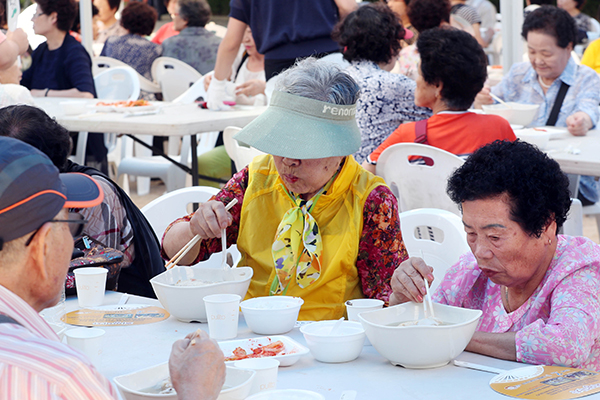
[{"left": 162, "top": 57, "right": 408, "bottom": 321}]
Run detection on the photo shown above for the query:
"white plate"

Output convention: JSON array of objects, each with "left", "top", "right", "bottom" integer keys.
[
  {"left": 528, "top": 126, "right": 569, "bottom": 139},
  {"left": 88, "top": 103, "right": 158, "bottom": 113},
  {"left": 220, "top": 335, "right": 309, "bottom": 367},
  {"left": 509, "top": 124, "right": 524, "bottom": 130}
]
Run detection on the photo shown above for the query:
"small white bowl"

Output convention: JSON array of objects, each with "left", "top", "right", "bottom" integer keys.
[
  {"left": 240, "top": 296, "right": 304, "bottom": 335},
  {"left": 113, "top": 363, "right": 255, "bottom": 400},
  {"left": 359, "top": 302, "right": 482, "bottom": 369},
  {"left": 515, "top": 129, "right": 551, "bottom": 150},
  {"left": 150, "top": 266, "right": 253, "bottom": 322},
  {"left": 481, "top": 102, "right": 540, "bottom": 126},
  {"left": 246, "top": 389, "right": 325, "bottom": 400},
  {"left": 299, "top": 320, "right": 365, "bottom": 363},
  {"left": 60, "top": 101, "right": 88, "bottom": 116}
]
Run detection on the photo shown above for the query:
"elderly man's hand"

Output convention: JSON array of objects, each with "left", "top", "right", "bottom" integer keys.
[
  {"left": 473, "top": 86, "right": 493, "bottom": 109},
  {"left": 189, "top": 200, "right": 233, "bottom": 239},
  {"left": 169, "top": 330, "right": 225, "bottom": 400},
  {"left": 566, "top": 111, "right": 592, "bottom": 136},
  {"left": 389, "top": 257, "right": 434, "bottom": 306}
]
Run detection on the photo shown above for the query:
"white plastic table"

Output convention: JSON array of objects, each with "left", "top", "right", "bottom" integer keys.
[
  {"left": 64, "top": 292, "right": 600, "bottom": 400},
  {"left": 545, "top": 129, "right": 600, "bottom": 176},
  {"left": 34, "top": 98, "right": 266, "bottom": 186}
]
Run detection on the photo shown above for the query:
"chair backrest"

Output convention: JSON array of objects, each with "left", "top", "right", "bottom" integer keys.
[
  {"left": 376, "top": 143, "right": 464, "bottom": 215},
  {"left": 318, "top": 52, "right": 350, "bottom": 68},
  {"left": 563, "top": 198, "right": 583, "bottom": 236},
  {"left": 94, "top": 66, "right": 141, "bottom": 101},
  {"left": 93, "top": 56, "right": 161, "bottom": 93},
  {"left": 141, "top": 186, "right": 220, "bottom": 240},
  {"left": 223, "top": 126, "right": 267, "bottom": 171},
  {"left": 172, "top": 76, "right": 206, "bottom": 104},
  {"left": 92, "top": 56, "right": 128, "bottom": 76},
  {"left": 152, "top": 57, "right": 203, "bottom": 101},
  {"left": 399, "top": 208, "right": 471, "bottom": 293}
]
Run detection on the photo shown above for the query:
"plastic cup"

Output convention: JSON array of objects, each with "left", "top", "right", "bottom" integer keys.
[
  {"left": 203, "top": 294, "right": 241, "bottom": 340},
  {"left": 345, "top": 299, "right": 384, "bottom": 322},
  {"left": 234, "top": 358, "right": 280, "bottom": 395},
  {"left": 65, "top": 327, "right": 105, "bottom": 366},
  {"left": 74, "top": 267, "right": 108, "bottom": 307}
]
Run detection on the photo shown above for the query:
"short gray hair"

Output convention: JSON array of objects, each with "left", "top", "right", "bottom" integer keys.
[{"left": 274, "top": 57, "right": 360, "bottom": 106}]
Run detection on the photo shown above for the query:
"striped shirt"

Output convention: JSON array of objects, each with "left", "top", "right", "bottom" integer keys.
[{"left": 0, "top": 285, "right": 119, "bottom": 399}]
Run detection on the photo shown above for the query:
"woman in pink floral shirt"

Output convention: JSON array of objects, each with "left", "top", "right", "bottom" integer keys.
[{"left": 390, "top": 140, "right": 600, "bottom": 370}]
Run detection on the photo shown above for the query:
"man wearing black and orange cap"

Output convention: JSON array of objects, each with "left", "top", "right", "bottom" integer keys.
[{"left": 0, "top": 137, "right": 225, "bottom": 399}]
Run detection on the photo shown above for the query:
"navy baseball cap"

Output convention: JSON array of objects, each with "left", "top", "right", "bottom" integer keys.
[{"left": 0, "top": 136, "right": 103, "bottom": 247}]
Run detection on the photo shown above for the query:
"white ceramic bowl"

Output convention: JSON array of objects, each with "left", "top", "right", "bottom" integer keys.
[
  {"left": 150, "top": 266, "right": 253, "bottom": 322},
  {"left": 240, "top": 296, "right": 304, "bottom": 335},
  {"left": 114, "top": 363, "right": 255, "bottom": 400},
  {"left": 481, "top": 102, "right": 540, "bottom": 126},
  {"left": 515, "top": 129, "right": 551, "bottom": 150},
  {"left": 246, "top": 389, "right": 325, "bottom": 400},
  {"left": 299, "top": 321, "right": 365, "bottom": 363},
  {"left": 60, "top": 100, "right": 88, "bottom": 116},
  {"left": 359, "top": 302, "right": 482, "bottom": 369}
]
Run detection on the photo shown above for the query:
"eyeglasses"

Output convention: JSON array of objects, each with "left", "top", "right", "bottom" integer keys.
[
  {"left": 24, "top": 213, "right": 88, "bottom": 247},
  {"left": 32, "top": 12, "right": 46, "bottom": 19}
]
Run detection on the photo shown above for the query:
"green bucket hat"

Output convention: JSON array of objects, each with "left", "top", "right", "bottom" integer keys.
[{"left": 233, "top": 90, "right": 361, "bottom": 159}]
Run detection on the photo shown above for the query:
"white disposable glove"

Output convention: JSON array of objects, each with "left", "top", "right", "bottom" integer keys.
[{"left": 206, "top": 77, "right": 230, "bottom": 111}]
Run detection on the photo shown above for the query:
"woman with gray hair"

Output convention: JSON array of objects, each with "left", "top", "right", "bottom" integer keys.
[
  {"left": 161, "top": 0, "right": 221, "bottom": 74},
  {"left": 162, "top": 58, "right": 408, "bottom": 321}
]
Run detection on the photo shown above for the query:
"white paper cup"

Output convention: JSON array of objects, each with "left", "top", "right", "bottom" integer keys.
[
  {"left": 65, "top": 327, "right": 105, "bottom": 366},
  {"left": 234, "top": 358, "right": 279, "bottom": 395},
  {"left": 345, "top": 299, "right": 384, "bottom": 322},
  {"left": 203, "top": 294, "right": 241, "bottom": 340},
  {"left": 74, "top": 267, "right": 108, "bottom": 307}
]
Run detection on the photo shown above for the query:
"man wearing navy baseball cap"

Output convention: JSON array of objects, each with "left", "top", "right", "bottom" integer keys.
[{"left": 0, "top": 137, "right": 225, "bottom": 399}]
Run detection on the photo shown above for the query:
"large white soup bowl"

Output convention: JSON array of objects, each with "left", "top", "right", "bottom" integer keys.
[
  {"left": 359, "top": 302, "right": 482, "bottom": 369},
  {"left": 481, "top": 102, "right": 540, "bottom": 126},
  {"left": 150, "top": 266, "right": 253, "bottom": 322}
]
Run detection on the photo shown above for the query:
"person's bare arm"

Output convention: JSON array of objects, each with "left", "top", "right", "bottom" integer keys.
[
  {"left": 30, "top": 88, "right": 94, "bottom": 98},
  {"left": 471, "top": 23, "right": 487, "bottom": 48},
  {"left": 334, "top": 0, "right": 358, "bottom": 19},
  {"left": 466, "top": 331, "right": 517, "bottom": 361},
  {"left": 213, "top": 18, "right": 247, "bottom": 81},
  {"left": 0, "top": 29, "right": 28, "bottom": 71}
]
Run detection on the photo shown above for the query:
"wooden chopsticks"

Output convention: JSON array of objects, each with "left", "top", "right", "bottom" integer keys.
[{"left": 165, "top": 198, "right": 238, "bottom": 270}]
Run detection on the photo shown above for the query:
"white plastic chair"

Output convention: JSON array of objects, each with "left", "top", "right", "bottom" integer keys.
[
  {"left": 318, "top": 52, "right": 350, "bottom": 68},
  {"left": 563, "top": 198, "right": 584, "bottom": 237},
  {"left": 94, "top": 66, "right": 141, "bottom": 101},
  {"left": 117, "top": 131, "right": 220, "bottom": 196},
  {"left": 141, "top": 186, "right": 219, "bottom": 240},
  {"left": 151, "top": 57, "right": 203, "bottom": 102},
  {"left": 376, "top": 143, "right": 464, "bottom": 216},
  {"left": 93, "top": 56, "right": 161, "bottom": 94},
  {"left": 223, "top": 126, "right": 266, "bottom": 171},
  {"left": 399, "top": 208, "right": 471, "bottom": 293}
]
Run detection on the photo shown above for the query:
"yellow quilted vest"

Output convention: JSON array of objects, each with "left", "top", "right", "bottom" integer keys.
[{"left": 238, "top": 155, "right": 386, "bottom": 320}]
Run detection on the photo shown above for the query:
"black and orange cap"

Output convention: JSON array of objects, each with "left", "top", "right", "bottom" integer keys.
[{"left": 0, "top": 137, "right": 103, "bottom": 245}]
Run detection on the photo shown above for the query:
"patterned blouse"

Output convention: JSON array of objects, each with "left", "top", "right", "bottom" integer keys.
[
  {"left": 100, "top": 33, "right": 162, "bottom": 80},
  {"left": 346, "top": 60, "right": 432, "bottom": 164},
  {"left": 162, "top": 162, "right": 408, "bottom": 303},
  {"left": 161, "top": 26, "right": 221, "bottom": 75},
  {"left": 434, "top": 235, "right": 600, "bottom": 370}
]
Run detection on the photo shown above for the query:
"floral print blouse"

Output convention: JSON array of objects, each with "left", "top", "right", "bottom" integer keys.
[
  {"left": 162, "top": 163, "right": 408, "bottom": 303},
  {"left": 346, "top": 60, "right": 431, "bottom": 164},
  {"left": 434, "top": 235, "right": 600, "bottom": 370}
]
